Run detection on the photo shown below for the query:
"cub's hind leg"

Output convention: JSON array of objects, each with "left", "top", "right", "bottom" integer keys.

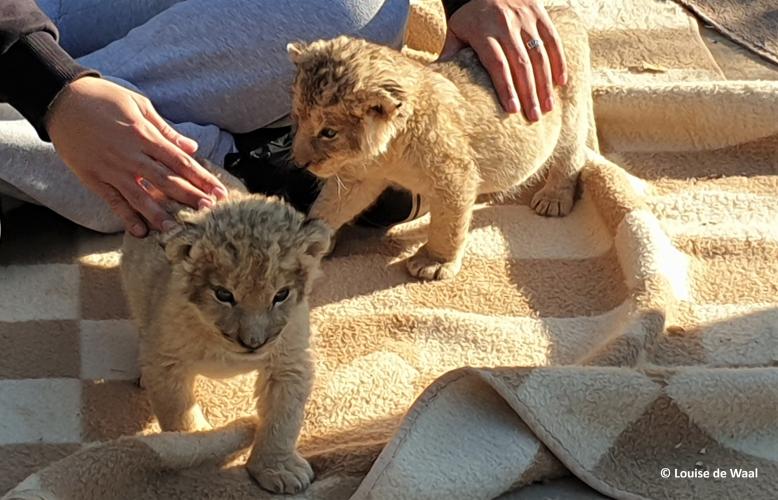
[
  {"left": 530, "top": 151, "right": 581, "bottom": 217},
  {"left": 530, "top": 82, "right": 589, "bottom": 218},
  {"left": 531, "top": 6, "right": 593, "bottom": 218}
]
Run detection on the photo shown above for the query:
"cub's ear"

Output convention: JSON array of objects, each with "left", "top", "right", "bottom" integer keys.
[
  {"left": 365, "top": 81, "right": 406, "bottom": 119},
  {"left": 286, "top": 42, "right": 307, "bottom": 64},
  {"left": 299, "top": 218, "right": 334, "bottom": 260},
  {"left": 160, "top": 209, "right": 206, "bottom": 264}
]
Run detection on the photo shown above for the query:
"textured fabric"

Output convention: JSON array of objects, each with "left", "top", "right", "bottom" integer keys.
[
  {"left": 2, "top": 1, "right": 778, "bottom": 499},
  {"left": 35, "top": 0, "right": 185, "bottom": 58},
  {"left": 0, "top": 0, "right": 58, "bottom": 55},
  {"left": 673, "top": 0, "right": 778, "bottom": 66}
]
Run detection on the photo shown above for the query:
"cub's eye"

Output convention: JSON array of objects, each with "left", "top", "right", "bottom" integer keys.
[
  {"left": 319, "top": 128, "right": 337, "bottom": 139},
  {"left": 272, "top": 288, "right": 290, "bottom": 305},
  {"left": 213, "top": 287, "right": 236, "bottom": 305}
]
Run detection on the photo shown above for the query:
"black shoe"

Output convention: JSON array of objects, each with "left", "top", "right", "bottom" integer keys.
[
  {"left": 224, "top": 126, "right": 321, "bottom": 214},
  {"left": 224, "top": 126, "right": 425, "bottom": 228}
]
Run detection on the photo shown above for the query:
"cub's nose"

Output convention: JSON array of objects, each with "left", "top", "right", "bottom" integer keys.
[
  {"left": 237, "top": 336, "right": 261, "bottom": 351},
  {"left": 237, "top": 328, "right": 283, "bottom": 351}
]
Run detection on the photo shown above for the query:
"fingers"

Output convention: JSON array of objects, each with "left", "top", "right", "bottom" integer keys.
[
  {"left": 536, "top": 8, "right": 568, "bottom": 86},
  {"left": 439, "top": 30, "right": 466, "bottom": 61},
  {"left": 95, "top": 183, "right": 148, "bottom": 237},
  {"left": 135, "top": 99, "right": 227, "bottom": 200},
  {"left": 141, "top": 126, "right": 227, "bottom": 200},
  {"left": 137, "top": 158, "right": 213, "bottom": 210},
  {"left": 470, "top": 36, "right": 520, "bottom": 114},
  {"left": 112, "top": 177, "right": 176, "bottom": 233},
  {"left": 142, "top": 101, "right": 199, "bottom": 155},
  {"left": 499, "top": 13, "right": 540, "bottom": 121},
  {"left": 521, "top": 26, "right": 554, "bottom": 114}
]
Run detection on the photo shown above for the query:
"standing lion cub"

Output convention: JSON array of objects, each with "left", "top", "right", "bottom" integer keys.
[
  {"left": 120, "top": 167, "right": 331, "bottom": 494},
  {"left": 288, "top": 8, "right": 595, "bottom": 280}
]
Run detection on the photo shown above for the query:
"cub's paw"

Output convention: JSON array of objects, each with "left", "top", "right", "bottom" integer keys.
[
  {"left": 247, "top": 452, "right": 314, "bottom": 494},
  {"left": 531, "top": 186, "right": 574, "bottom": 217},
  {"left": 407, "top": 248, "right": 461, "bottom": 281}
]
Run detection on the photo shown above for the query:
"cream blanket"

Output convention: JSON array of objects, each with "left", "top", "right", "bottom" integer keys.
[{"left": 2, "top": 1, "right": 777, "bottom": 498}]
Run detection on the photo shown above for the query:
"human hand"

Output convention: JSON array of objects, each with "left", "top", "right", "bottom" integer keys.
[
  {"left": 440, "top": 0, "right": 567, "bottom": 121},
  {"left": 46, "top": 77, "right": 227, "bottom": 237}
]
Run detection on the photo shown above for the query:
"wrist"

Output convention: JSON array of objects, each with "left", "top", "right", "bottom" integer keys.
[
  {"left": 1, "top": 32, "right": 99, "bottom": 141},
  {"left": 45, "top": 74, "right": 100, "bottom": 127}
]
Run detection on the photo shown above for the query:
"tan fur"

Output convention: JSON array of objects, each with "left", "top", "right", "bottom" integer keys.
[
  {"left": 288, "top": 8, "right": 595, "bottom": 280},
  {"left": 120, "top": 164, "right": 331, "bottom": 494}
]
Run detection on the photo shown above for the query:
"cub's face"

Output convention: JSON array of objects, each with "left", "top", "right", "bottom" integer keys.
[
  {"left": 162, "top": 196, "right": 331, "bottom": 355},
  {"left": 287, "top": 37, "right": 407, "bottom": 179}
]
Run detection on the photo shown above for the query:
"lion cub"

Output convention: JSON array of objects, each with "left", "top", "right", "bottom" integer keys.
[
  {"left": 288, "top": 8, "right": 595, "bottom": 280},
  {"left": 120, "top": 171, "right": 331, "bottom": 494}
]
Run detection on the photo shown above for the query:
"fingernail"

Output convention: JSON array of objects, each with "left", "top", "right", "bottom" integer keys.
[
  {"left": 131, "top": 223, "right": 147, "bottom": 237},
  {"left": 212, "top": 186, "right": 228, "bottom": 200},
  {"left": 161, "top": 220, "right": 178, "bottom": 233},
  {"left": 528, "top": 106, "right": 541, "bottom": 122},
  {"left": 198, "top": 198, "right": 213, "bottom": 210},
  {"left": 543, "top": 96, "right": 554, "bottom": 113},
  {"left": 180, "top": 137, "right": 198, "bottom": 152},
  {"left": 560, "top": 71, "right": 569, "bottom": 86},
  {"left": 508, "top": 97, "right": 520, "bottom": 114}
]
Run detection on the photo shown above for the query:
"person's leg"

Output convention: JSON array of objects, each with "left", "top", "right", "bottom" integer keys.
[
  {"left": 0, "top": 0, "right": 409, "bottom": 233},
  {"left": 78, "top": 0, "right": 411, "bottom": 133},
  {"left": 36, "top": 0, "right": 186, "bottom": 58}
]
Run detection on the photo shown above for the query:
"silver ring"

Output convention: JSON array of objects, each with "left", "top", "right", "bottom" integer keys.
[{"left": 526, "top": 39, "right": 543, "bottom": 50}]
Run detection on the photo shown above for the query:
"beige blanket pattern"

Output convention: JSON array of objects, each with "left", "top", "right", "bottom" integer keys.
[
  {"left": 1, "top": 1, "right": 777, "bottom": 498},
  {"left": 673, "top": 0, "right": 778, "bottom": 67}
]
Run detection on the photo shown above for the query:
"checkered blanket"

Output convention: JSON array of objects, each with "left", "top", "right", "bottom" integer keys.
[{"left": 1, "top": 1, "right": 777, "bottom": 499}]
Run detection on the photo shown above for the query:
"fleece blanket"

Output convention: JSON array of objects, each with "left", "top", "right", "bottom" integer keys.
[
  {"left": 673, "top": 0, "right": 778, "bottom": 66},
  {"left": 1, "top": 0, "right": 777, "bottom": 498}
]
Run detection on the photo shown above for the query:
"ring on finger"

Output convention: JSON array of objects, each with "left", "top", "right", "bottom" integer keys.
[{"left": 526, "top": 39, "right": 544, "bottom": 50}]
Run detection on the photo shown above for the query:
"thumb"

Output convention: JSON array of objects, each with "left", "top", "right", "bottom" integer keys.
[
  {"left": 142, "top": 103, "right": 199, "bottom": 155},
  {"left": 438, "top": 30, "right": 465, "bottom": 61}
]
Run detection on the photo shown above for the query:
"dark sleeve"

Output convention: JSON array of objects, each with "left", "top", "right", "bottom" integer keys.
[
  {"left": 0, "top": 0, "right": 99, "bottom": 140},
  {"left": 442, "top": 0, "right": 470, "bottom": 19}
]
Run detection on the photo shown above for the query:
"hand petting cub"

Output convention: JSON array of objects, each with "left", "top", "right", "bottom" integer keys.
[
  {"left": 288, "top": 8, "right": 595, "bottom": 280},
  {"left": 120, "top": 168, "right": 331, "bottom": 494}
]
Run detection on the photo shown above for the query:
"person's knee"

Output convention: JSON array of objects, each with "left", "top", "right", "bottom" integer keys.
[
  {"left": 355, "top": 0, "right": 411, "bottom": 48},
  {"left": 77, "top": 213, "right": 124, "bottom": 234}
]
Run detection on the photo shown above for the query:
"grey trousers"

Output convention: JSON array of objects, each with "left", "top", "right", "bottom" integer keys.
[{"left": 0, "top": 0, "right": 409, "bottom": 232}]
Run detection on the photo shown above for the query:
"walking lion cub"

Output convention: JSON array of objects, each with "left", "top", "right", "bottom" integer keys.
[
  {"left": 288, "top": 8, "right": 595, "bottom": 280},
  {"left": 120, "top": 168, "right": 331, "bottom": 494}
]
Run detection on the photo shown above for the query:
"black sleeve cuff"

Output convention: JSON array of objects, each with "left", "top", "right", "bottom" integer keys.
[
  {"left": 0, "top": 31, "right": 99, "bottom": 141},
  {"left": 442, "top": 0, "right": 470, "bottom": 19}
]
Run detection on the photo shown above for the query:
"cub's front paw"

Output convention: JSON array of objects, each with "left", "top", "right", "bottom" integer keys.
[
  {"left": 531, "top": 186, "right": 574, "bottom": 217},
  {"left": 247, "top": 452, "right": 314, "bottom": 494},
  {"left": 406, "top": 247, "right": 461, "bottom": 280}
]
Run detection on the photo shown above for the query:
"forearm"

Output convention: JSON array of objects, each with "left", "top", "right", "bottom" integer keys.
[{"left": 0, "top": 0, "right": 98, "bottom": 140}]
